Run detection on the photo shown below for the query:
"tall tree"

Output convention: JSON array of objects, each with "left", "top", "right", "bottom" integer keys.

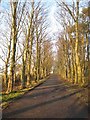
[{"left": 7, "top": 1, "right": 18, "bottom": 93}]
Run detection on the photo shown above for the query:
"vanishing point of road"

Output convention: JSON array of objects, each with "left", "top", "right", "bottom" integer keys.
[{"left": 2, "top": 75, "right": 88, "bottom": 118}]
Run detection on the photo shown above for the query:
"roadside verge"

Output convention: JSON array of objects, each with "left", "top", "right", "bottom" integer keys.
[{"left": 0, "top": 76, "right": 49, "bottom": 110}]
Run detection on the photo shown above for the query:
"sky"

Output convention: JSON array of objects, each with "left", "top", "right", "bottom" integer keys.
[
  {"left": 0, "top": 0, "right": 58, "bottom": 69},
  {"left": 0, "top": 0, "right": 88, "bottom": 69},
  {"left": 0, "top": 0, "right": 58, "bottom": 35},
  {"left": 1, "top": 0, "right": 87, "bottom": 36}
]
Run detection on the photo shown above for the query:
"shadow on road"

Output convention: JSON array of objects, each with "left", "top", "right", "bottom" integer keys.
[
  {"left": 3, "top": 88, "right": 86, "bottom": 118},
  {"left": 15, "top": 83, "right": 83, "bottom": 101}
]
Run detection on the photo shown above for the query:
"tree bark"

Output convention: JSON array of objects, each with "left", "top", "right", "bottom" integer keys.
[
  {"left": 7, "top": 2, "right": 18, "bottom": 93},
  {"left": 74, "top": 0, "right": 81, "bottom": 84}
]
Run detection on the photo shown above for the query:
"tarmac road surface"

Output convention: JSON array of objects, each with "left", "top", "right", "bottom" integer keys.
[{"left": 2, "top": 75, "right": 88, "bottom": 118}]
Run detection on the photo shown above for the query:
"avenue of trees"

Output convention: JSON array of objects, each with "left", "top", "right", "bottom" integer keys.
[
  {"left": 0, "top": 0, "right": 53, "bottom": 93},
  {"left": 56, "top": 0, "right": 89, "bottom": 86},
  {"left": 0, "top": 0, "right": 89, "bottom": 95}
]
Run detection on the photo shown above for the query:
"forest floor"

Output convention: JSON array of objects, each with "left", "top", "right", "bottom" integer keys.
[{"left": 2, "top": 75, "right": 88, "bottom": 118}]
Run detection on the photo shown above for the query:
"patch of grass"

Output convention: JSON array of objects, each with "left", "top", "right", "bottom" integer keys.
[
  {"left": 2, "top": 91, "right": 25, "bottom": 102},
  {"left": 0, "top": 78, "right": 47, "bottom": 109}
]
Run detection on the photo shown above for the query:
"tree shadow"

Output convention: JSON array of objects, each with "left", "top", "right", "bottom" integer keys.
[
  {"left": 23, "top": 83, "right": 84, "bottom": 100},
  {"left": 34, "top": 83, "right": 66, "bottom": 90},
  {"left": 66, "top": 96, "right": 88, "bottom": 118},
  {"left": 20, "top": 85, "right": 68, "bottom": 100},
  {"left": 69, "top": 104, "right": 88, "bottom": 118},
  {"left": 3, "top": 89, "right": 85, "bottom": 118}
]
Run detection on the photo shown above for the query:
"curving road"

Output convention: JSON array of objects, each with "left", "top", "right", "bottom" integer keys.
[{"left": 2, "top": 75, "right": 88, "bottom": 118}]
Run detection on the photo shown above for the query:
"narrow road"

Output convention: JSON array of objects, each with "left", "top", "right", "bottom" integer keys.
[{"left": 2, "top": 75, "right": 88, "bottom": 118}]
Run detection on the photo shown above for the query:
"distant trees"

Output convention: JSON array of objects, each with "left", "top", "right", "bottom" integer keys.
[
  {"left": 21, "top": 1, "right": 53, "bottom": 88},
  {"left": 0, "top": 0, "right": 53, "bottom": 93},
  {"left": 56, "top": 0, "right": 89, "bottom": 86}
]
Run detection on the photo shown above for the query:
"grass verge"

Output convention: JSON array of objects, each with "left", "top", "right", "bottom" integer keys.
[{"left": 0, "top": 77, "right": 48, "bottom": 109}]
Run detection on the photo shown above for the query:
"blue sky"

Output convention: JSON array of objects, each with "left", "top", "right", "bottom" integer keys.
[
  {"left": 0, "top": 0, "right": 88, "bottom": 68},
  {"left": 0, "top": 0, "right": 76, "bottom": 68},
  {"left": 0, "top": 0, "right": 88, "bottom": 42},
  {"left": 0, "top": 0, "right": 57, "bottom": 67},
  {"left": 0, "top": 0, "right": 58, "bottom": 36}
]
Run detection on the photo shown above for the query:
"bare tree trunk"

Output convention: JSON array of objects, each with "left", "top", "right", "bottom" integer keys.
[
  {"left": 7, "top": 2, "right": 18, "bottom": 93},
  {"left": 21, "top": 52, "right": 26, "bottom": 88},
  {"left": 86, "top": 33, "right": 89, "bottom": 84},
  {"left": 27, "top": 1, "right": 34, "bottom": 86},
  {"left": 36, "top": 34, "right": 39, "bottom": 82},
  {"left": 74, "top": 0, "right": 81, "bottom": 84}
]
